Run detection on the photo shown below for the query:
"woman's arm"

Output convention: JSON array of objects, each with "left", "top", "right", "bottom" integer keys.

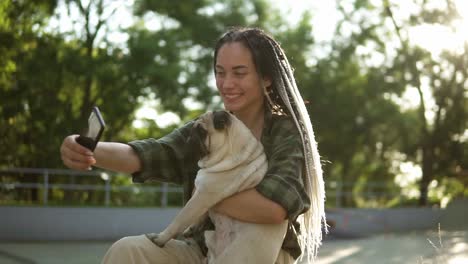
[
  {"left": 213, "top": 189, "right": 287, "bottom": 224},
  {"left": 60, "top": 135, "right": 141, "bottom": 173},
  {"left": 93, "top": 141, "right": 141, "bottom": 173}
]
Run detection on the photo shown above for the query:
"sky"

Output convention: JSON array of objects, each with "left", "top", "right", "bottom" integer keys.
[{"left": 276, "top": 1, "right": 338, "bottom": 42}]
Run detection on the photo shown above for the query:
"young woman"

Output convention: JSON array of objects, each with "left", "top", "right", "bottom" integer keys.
[{"left": 60, "top": 27, "right": 326, "bottom": 264}]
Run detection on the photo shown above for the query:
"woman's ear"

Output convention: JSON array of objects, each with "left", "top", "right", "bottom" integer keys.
[{"left": 262, "top": 76, "right": 272, "bottom": 89}]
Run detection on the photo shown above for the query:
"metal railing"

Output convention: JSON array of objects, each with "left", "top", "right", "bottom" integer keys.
[
  {"left": 1, "top": 168, "right": 404, "bottom": 208},
  {"left": 0, "top": 168, "right": 183, "bottom": 207},
  {"left": 326, "top": 180, "right": 404, "bottom": 208}
]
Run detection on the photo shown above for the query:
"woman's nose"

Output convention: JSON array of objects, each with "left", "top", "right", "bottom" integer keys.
[{"left": 221, "top": 75, "right": 235, "bottom": 89}]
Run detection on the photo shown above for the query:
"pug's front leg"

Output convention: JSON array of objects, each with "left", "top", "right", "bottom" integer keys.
[
  {"left": 148, "top": 190, "right": 216, "bottom": 247},
  {"left": 146, "top": 229, "right": 176, "bottom": 247}
]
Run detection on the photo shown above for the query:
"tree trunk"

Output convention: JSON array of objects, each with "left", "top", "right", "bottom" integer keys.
[
  {"left": 418, "top": 144, "right": 434, "bottom": 206},
  {"left": 339, "top": 161, "right": 355, "bottom": 207}
]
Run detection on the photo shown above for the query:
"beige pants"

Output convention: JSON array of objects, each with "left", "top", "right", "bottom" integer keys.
[{"left": 101, "top": 235, "right": 295, "bottom": 264}]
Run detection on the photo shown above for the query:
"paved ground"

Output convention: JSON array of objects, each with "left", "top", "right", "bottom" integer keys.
[
  {"left": 1, "top": 230, "right": 467, "bottom": 264},
  {"left": 310, "top": 230, "right": 468, "bottom": 264},
  {"left": 0, "top": 241, "right": 112, "bottom": 264}
]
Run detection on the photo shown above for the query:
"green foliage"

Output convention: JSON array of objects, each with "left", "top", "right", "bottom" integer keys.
[
  {"left": 327, "top": 0, "right": 467, "bottom": 206},
  {"left": 428, "top": 178, "right": 466, "bottom": 207}
]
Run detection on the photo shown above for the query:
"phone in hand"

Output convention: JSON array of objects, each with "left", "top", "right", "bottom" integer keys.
[{"left": 76, "top": 106, "right": 106, "bottom": 151}]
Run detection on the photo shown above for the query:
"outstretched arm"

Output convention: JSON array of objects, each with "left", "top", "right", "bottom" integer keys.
[{"left": 60, "top": 135, "right": 141, "bottom": 173}]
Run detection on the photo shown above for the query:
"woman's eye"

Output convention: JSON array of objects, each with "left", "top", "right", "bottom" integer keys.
[
  {"left": 216, "top": 71, "right": 225, "bottom": 77},
  {"left": 234, "top": 72, "right": 247, "bottom": 77}
]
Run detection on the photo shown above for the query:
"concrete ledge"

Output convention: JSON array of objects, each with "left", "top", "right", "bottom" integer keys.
[
  {"left": 326, "top": 207, "right": 443, "bottom": 237},
  {"left": 440, "top": 198, "right": 468, "bottom": 230},
  {"left": 2, "top": 204, "right": 464, "bottom": 241},
  {"left": 0, "top": 206, "right": 180, "bottom": 241}
]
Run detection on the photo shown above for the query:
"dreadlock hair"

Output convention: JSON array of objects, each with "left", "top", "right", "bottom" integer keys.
[{"left": 213, "top": 27, "right": 327, "bottom": 263}]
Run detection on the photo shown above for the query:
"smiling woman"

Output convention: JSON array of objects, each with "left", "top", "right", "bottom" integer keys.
[{"left": 60, "top": 26, "right": 327, "bottom": 264}]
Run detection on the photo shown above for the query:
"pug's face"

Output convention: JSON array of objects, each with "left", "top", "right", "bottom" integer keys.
[{"left": 188, "top": 110, "right": 233, "bottom": 159}]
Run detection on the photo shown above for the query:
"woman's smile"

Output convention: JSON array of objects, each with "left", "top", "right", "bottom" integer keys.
[{"left": 223, "top": 92, "right": 242, "bottom": 101}]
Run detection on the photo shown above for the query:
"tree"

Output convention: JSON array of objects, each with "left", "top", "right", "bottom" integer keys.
[
  {"left": 383, "top": 0, "right": 467, "bottom": 205},
  {"left": 313, "top": 0, "right": 467, "bottom": 206},
  {"left": 287, "top": 0, "right": 411, "bottom": 207},
  {"left": 0, "top": 0, "right": 59, "bottom": 168}
]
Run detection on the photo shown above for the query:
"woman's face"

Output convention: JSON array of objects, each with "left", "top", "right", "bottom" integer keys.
[{"left": 215, "top": 42, "right": 270, "bottom": 115}]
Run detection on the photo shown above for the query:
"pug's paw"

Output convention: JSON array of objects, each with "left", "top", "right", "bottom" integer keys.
[{"left": 146, "top": 232, "right": 170, "bottom": 247}]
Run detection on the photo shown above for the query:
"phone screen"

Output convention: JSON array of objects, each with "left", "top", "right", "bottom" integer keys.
[
  {"left": 86, "top": 111, "right": 103, "bottom": 140},
  {"left": 76, "top": 107, "right": 105, "bottom": 151}
]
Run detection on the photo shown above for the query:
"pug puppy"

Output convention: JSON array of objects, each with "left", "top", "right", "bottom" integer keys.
[{"left": 149, "top": 110, "right": 287, "bottom": 264}]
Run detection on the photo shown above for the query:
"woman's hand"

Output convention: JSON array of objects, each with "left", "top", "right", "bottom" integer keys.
[{"left": 60, "top": 135, "right": 96, "bottom": 170}]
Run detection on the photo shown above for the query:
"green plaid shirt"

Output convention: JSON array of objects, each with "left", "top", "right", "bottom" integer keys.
[{"left": 128, "top": 111, "right": 310, "bottom": 259}]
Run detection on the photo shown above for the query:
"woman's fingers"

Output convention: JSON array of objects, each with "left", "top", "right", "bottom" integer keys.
[
  {"left": 60, "top": 135, "right": 96, "bottom": 170},
  {"left": 61, "top": 154, "right": 93, "bottom": 170}
]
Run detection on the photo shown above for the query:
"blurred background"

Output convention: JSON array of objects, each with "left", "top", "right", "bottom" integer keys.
[{"left": 0, "top": 0, "right": 467, "bottom": 263}]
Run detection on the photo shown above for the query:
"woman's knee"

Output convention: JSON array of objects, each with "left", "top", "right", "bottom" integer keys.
[
  {"left": 103, "top": 235, "right": 204, "bottom": 264},
  {"left": 111, "top": 235, "right": 147, "bottom": 252},
  {"left": 102, "top": 236, "right": 145, "bottom": 263}
]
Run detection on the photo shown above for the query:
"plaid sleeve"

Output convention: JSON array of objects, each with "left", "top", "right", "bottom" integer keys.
[
  {"left": 255, "top": 116, "right": 310, "bottom": 220},
  {"left": 128, "top": 121, "right": 196, "bottom": 185}
]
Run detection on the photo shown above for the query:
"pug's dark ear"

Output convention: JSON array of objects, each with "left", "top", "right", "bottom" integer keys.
[
  {"left": 213, "top": 110, "right": 232, "bottom": 130},
  {"left": 188, "top": 123, "right": 209, "bottom": 158}
]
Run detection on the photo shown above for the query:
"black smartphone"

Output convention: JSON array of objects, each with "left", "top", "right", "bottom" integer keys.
[{"left": 76, "top": 106, "right": 106, "bottom": 151}]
